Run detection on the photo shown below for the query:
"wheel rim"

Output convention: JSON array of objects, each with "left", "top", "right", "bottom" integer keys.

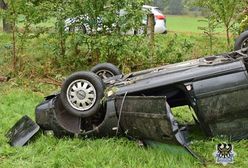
[
  {"left": 66, "top": 79, "right": 97, "bottom": 111},
  {"left": 241, "top": 38, "right": 248, "bottom": 49},
  {"left": 96, "top": 70, "right": 115, "bottom": 79}
]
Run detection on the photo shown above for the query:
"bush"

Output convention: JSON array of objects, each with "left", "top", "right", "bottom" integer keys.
[
  {"left": 0, "top": 31, "right": 228, "bottom": 78},
  {"left": 240, "top": 15, "right": 248, "bottom": 33}
]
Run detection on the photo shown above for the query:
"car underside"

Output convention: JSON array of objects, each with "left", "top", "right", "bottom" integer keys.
[{"left": 6, "top": 48, "right": 248, "bottom": 162}]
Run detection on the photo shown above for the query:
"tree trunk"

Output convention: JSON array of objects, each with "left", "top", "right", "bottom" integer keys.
[
  {"left": 0, "top": 0, "right": 12, "bottom": 32},
  {"left": 0, "top": 0, "right": 7, "bottom": 10},
  {"left": 209, "top": 33, "right": 213, "bottom": 54},
  {"left": 226, "top": 26, "right": 230, "bottom": 48},
  {"left": 60, "top": 37, "right": 66, "bottom": 58},
  {"left": 12, "top": 22, "right": 17, "bottom": 72}
]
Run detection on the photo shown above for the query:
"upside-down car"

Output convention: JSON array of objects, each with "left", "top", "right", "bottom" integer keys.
[{"left": 6, "top": 47, "right": 248, "bottom": 162}]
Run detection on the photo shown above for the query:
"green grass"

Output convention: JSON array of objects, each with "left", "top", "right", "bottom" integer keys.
[
  {"left": 172, "top": 106, "right": 195, "bottom": 125},
  {"left": 167, "top": 15, "right": 225, "bottom": 34},
  {"left": 1, "top": 83, "right": 248, "bottom": 168}
]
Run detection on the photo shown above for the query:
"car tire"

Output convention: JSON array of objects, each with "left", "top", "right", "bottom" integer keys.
[
  {"left": 91, "top": 63, "right": 122, "bottom": 79},
  {"left": 78, "top": 25, "right": 87, "bottom": 34},
  {"left": 234, "top": 30, "right": 248, "bottom": 50},
  {"left": 68, "top": 25, "right": 86, "bottom": 34},
  {"left": 60, "top": 71, "right": 104, "bottom": 118}
]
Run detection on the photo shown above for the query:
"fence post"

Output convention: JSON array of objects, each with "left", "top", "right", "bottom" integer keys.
[{"left": 147, "top": 13, "right": 155, "bottom": 63}]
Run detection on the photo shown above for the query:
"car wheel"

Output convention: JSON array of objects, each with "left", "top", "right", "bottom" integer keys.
[
  {"left": 91, "top": 63, "right": 122, "bottom": 79},
  {"left": 60, "top": 71, "right": 104, "bottom": 118},
  {"left": 69, "top": 25, "right": 86, "bottom": 34},
  {"left": 234, "top": 31, "right": 248, "bottom": 50},
  {"left": 78, "top": 25, "right": 87, "bottom": 34}
]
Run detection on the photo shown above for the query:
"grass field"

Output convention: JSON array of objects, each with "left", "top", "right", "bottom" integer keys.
[
  {"left": 0, "top": 15, "right": 247, "bottom": 168},
  {"left": 167, "top": 15, "right": 225, "bottom": 34}
]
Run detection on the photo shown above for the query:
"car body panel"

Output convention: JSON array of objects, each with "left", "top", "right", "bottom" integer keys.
[
  {"left": 115, "top": 96, "right": 187, "bottom": 143},
  {"left": 154, "top": 19, "right": 166, "bottom": 34},
  {"left": 5, "top": 115, "right": 40, "bottom": 147},
  {"left": 35, "top": 95, "right": 81, "bottom": 136}
]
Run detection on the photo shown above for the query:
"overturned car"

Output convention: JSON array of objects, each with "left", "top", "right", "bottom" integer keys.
[
  {"left": 6, "top": 48, "right": 248, "bottom": 161},
  {"left": 35, "top": 48, "right": 248, "bottom": 140}
]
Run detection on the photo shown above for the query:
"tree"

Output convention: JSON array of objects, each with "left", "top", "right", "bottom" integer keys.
[
  {"left": 0, "top": 0, "right": 52, "bottom": 73},
  {"left": 151, "top": 0, "right": 167, "bottom": 10},
  {"left": 198, "top": 10, "right": 219, "bottom": 54},
  {"left": 195, "top": 0, "right": 245, "bottom": 47},
  {"left": 167, "top": 0, "right": 184, "bottom": 15}
]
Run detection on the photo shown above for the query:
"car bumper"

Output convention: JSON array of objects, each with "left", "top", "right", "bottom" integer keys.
[{"left": 155, "top": 20, "right": 167, "bottom": 34}]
